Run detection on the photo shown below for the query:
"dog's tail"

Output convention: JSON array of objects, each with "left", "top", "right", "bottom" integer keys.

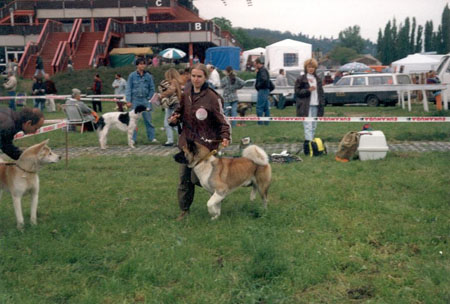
[
  {"left": 242, "top": 145, "right": 269, "bottom": 166},
  {"left": 96, "top": 116, "right": 105, "bottom": 130}
]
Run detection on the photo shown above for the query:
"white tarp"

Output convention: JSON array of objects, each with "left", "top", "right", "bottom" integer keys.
[
  {"left": 391, "top": 53, "right": 442, "bottom": 73},
  {"left": 265, "top": 39, "right": 312, "bottom": 75},
  {"left": 240, "top": 47, "right": 266, "bottom": 71}
]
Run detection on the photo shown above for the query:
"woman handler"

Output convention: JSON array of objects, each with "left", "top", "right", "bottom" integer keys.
[{"left": 168, "top": 64, "right": 231, "bottom": 221}]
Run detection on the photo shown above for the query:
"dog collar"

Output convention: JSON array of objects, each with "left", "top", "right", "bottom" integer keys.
[
  {"left": 193, "top": 149, "right": 218, "bottom": 167},
  {"left": 15, "top": 163, "right": 37, "bottom": 174}
]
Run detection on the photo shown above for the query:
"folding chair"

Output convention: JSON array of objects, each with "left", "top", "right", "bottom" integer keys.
[{"left": 62, "top": 103, "right": 96, "bottom": 133}]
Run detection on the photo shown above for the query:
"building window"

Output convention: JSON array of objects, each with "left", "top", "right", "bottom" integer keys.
[{"left": 283, "top": 53, "right": 298, "bottom": 67}]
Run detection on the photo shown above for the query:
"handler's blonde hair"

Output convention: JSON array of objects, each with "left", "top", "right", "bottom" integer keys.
[{"left": 304, "top": 58, "right": 318, "bottom": 71}]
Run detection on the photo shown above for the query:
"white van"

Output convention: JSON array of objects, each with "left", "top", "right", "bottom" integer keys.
[{"left": 437, "top": 54, "right": 450, "bottom": 84}]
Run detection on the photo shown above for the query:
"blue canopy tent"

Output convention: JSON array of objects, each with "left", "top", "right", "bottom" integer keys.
[{"left": 204, "top": 46, "right": 241, "bottom": 70}]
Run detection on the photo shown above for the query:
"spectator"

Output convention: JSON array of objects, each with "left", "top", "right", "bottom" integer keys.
[
  {"left": 158, "top": 68, "right": 182, "bottom": 146},
  {"left": 427, "top": 70, "right": 442, "bottom": 110},
  {"left": 254, "top": 57, "right": 271, "bottom": 125},
  {"left": 179, "top": 67, "right": 191, "bottom": 88},
  {"left": 32, "top": 76, "right": 46, "bottom": 111},
  {"left": 65, "top": 88, "right": 97, "bottom": 132},
  {"left": 126, "top": 57, "right": 157, "bottom": 143},
  {"left": 193, "top": 54, "right": 200, "bottom": 65},
  {"left": 3, "top": 71, "right": 17, "bottom": 111},
  {"left": 275, "top": 69, "right": 288, "bottom": 109},
  {"left": 7, "top": 58, "right": 17, "bottom": 76},
  {"left": 88, "top": 74, "right": 102, "bottom": 112},
  {"left": 0, "top": 107, "right": 44, "bottom": 160},
  {"left": 168, "top": 63, "right": 230, "bottom": 221},
  {"left": 221, "top": 66, "right": 245, "bottom": 127},
  {"left": 44, "top": 73, "right": 57, "bottom": 112},
  {"left": 152, "top": 56, "right": 159, "bottom": 68},
  {"left": 112, "top": 73, "right": 127, "bottom": 111},
  {"left": 294, "top": 58, "right": 325, "bottom": 155},
  {"left": 67, "top": 56, "right": 74, "bottom": 72},
  {"left": 34, "top": 55, "right": 45, "bottom": 77},
  {"left": 323, "top": 71, "right": 333, "bottom": 85},
  {"left": 206, "top": 64, "right": 221, "bottom": 89},
  {"left": 333, "top": 71, "right": 343, "bottom": 84}
]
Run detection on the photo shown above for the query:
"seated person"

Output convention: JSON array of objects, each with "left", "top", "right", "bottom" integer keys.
[{"left": 65, "top": 88, "right": 98, "bottom": 131}]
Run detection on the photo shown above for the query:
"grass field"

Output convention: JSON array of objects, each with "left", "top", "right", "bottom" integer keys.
[
  {"left": 0, "top": 152, "right": 448, "bottom": 303},
  {"left": 1, "top": 66, "right": 449, "bottom": 303}
]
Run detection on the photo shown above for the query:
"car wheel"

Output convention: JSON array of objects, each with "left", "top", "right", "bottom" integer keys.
[{"left": 366, "top": 95, "right": 379, "bottom": 107}]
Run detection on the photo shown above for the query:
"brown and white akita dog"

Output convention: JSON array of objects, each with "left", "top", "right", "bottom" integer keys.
[
  {"left": 182, "top": 140, "right": 272, "bottom": 220},
  {"left": 0, "top": 139, "right": 60, "bottom": 229}
]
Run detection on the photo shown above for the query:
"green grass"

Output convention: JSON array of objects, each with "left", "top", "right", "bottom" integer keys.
[{"left": 0, "top": 152, "right": 449, "bottom": 303}]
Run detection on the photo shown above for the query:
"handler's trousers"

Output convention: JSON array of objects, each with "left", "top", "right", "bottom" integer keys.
[{"left": 178, "top": 164, "right": 200, "bottom": 211}]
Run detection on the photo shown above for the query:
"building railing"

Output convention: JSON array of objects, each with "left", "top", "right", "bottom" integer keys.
[
  {"left": 0, "top": 24, "right": 42, "bottom": 35},
  {"left": 1, "top": 0, "right": 176, "bottom": 11},
  {"left": 53, "top": 40, "right": 70, "bottom": 74},
  {"left": 123, "top": 21, "right": 213, "bottom": 33},
  {"left": 89, "top": 18, "right": 124, "bottom": 68},
  {"left": 17, "top": 41, "right": 37, "bottom": 75},
  {"left": 17, "top": 19, "right": 62, "bottom": 76},
  {"left": 70, "top": 18, "right": 82, "bottom": 53}
]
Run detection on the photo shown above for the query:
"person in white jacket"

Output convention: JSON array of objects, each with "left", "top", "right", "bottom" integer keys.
[
  {"left": 207, "top": 64, "right": 221, "bottom": 89},
  {"left": 112, "top": 73, "right": 127, "bottom": 111},
  {"left": 3, "top": 72, "right": 17, "bottom": 110}
]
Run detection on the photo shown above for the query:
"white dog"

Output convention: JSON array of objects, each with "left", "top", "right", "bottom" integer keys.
[
  {"left": 0, "top": 139, "right": 60, "bottom": 229},
  {"left": 97, "top": 105, "right": 147, "bottom": 149}
]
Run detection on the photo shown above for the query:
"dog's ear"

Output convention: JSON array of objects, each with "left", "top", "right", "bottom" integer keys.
[
  {"left": 186, "top": 139, "right": 198, "bottom": 155},
  {"left": 173, "top": 150, "right": 188, "bottom": 164}
]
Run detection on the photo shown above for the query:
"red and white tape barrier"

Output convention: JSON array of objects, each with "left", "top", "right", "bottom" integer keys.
[
  {"left": 14, "top": 121, "right": 67, "bottom": 140},
  {"left": 228, "top": 116, "right": 450, "bottom": 122}
]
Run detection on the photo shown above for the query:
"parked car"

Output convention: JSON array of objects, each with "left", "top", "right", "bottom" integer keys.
[
  {"left": 324, "top": 73, "right": 412, "bottom": 106},
  {"left": 242, "top": 78, "right": 295, "bottom": 106}
]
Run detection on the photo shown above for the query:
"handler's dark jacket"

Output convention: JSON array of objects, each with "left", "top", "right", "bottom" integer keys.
[
  {"left": 255, "top": 66, "right": 271, "bottom": 91},
  {"left": 173, "top": 82, "right": 230, "bottom": 151},
  {"left": 294, "top": 73, "right": 325, "bottom": 117},
  {"left": 0, "top": 108, "right": 24, "bottom": 160}
]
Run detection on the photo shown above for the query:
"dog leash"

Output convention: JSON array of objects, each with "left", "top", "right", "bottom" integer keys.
[
  {"left": 195, "top": 143, "right": 224, "bottom": 167},
  {"left": 0, "top": 162, "right": 36, "bottom": 173}
]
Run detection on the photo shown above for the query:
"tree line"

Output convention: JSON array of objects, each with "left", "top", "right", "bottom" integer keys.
[{"left": 377, "top": 4, "right": 450, "bottom": 64}]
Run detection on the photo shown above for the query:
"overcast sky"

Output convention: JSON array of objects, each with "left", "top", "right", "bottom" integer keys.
[{"left": 194, "top": 0, "right": 448, "bottom": 43}]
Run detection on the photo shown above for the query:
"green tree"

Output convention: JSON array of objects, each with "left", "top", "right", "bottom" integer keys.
[
  {"left": 410, "top": 17, "right": 416, "bottom": 53},
  {"left": 329, "top": 46, "right": 358, "bottom": 64},
  {"left": 212, "top": 17, "right": 232, "bottom": 31},
  {"left": 397, "top": 17, "right": 410, "bottom": 59},
  {"left": 442, "top": 4, "right": 450, "bottom": 53},
  {"left": 415, "top": 25, "right": 423, "bottom": 53},
  {"left": 338, "top": 25, "right": 365, "bottom": 53},
  {"left": 432, "top": 25, "right": 443, "bottom": 52},
  {"left": 424, "top": 20, "right": 434, "bottom": 51}
]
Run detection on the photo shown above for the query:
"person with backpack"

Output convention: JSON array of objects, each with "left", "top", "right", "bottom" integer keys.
[{"left": 294, "top": 58, "right": 325, "bottom": 155}]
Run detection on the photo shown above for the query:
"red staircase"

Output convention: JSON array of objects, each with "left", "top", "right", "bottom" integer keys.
[
  {"left": 22, "top": 32, "right": 70, "bottom": 78},
  {"left": 72, "top": 32, "right": 104, "bottom": 70}
]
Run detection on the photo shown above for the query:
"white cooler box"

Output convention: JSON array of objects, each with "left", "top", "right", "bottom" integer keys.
[{"left": 357, "top": 131, "right": 389, "bottom": 161}]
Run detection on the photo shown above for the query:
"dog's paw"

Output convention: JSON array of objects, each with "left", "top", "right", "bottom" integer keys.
[
  {"left": 30, "top": 218, "right": 37, "bottom": 226},
  {"left": 16, "top": 222, "right": 25, "bottom": 231},
  {"left": 211, "top": 215, "right": 220, "bottom": 220}
]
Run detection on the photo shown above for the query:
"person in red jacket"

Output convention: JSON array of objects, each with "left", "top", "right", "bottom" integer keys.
[{"left": 168, "top": 64, "right": 230, "bottom": 221}]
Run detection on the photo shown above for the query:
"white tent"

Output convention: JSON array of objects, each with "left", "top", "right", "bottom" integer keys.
[
  {"left": 240, "top": 47, "right": 265, "bottom": 71},
  {"left": 391, "top": 53, "right": 442, "bottom": 73},
  {"left": 265, "top": 39, "right": 312, "bottom": 75}
]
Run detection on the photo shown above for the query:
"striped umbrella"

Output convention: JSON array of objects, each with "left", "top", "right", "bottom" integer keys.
[{"left": 159, "top": 48, "right": 186, "bottom": 60}]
